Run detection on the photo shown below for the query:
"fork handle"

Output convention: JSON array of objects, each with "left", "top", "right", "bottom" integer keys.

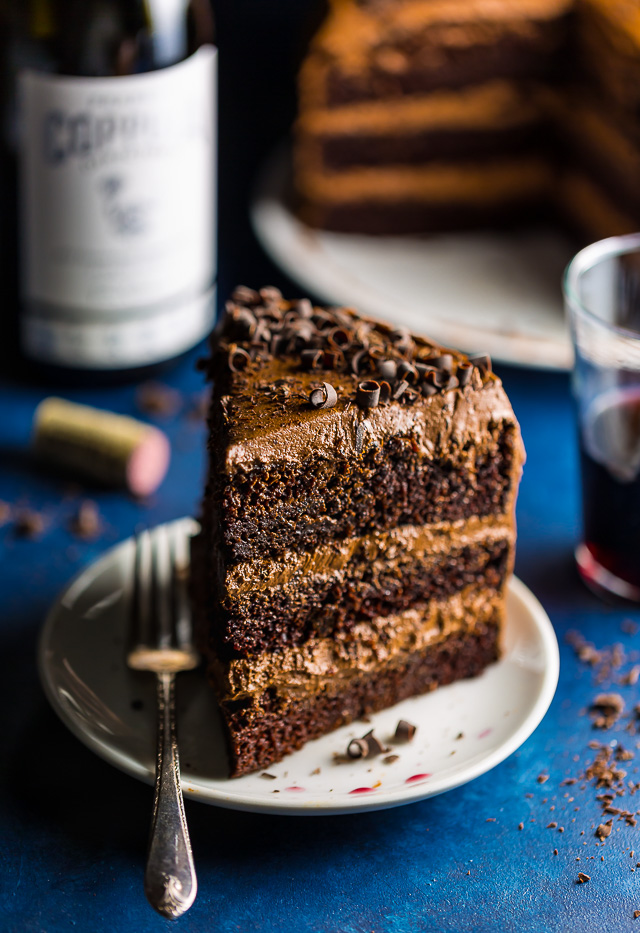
[{"left": 144, "top": 671, "right": 197, "bottom": 919}]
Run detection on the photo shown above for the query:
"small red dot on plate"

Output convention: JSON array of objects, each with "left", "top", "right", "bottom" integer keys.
[
  {"left": 349, "top": 786, "right": 375, "bottom": 794},
  {"left": 405, "top": 773, "right": 431, "bottom": 784},
  {"left": 284, "top": 786, "right": 305, "bottom": 792},
  {"left": 478, "top": 729, "right": 492, "bottom": 740}
]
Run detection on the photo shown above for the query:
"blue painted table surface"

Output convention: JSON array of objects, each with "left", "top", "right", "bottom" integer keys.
[
  {"left": 4, "top": 4, "right": 640, "bottom": 930},
  {"left": 5, "top": 349, "right": 640, "bottom": 933}
]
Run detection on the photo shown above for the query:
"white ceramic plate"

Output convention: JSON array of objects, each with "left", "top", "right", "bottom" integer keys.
[
  {"left": 38, "top": 518, "right": 559, "bottom": 815},
  {"left": 250, "top": 145, "right": 575, "bottom": 371}
]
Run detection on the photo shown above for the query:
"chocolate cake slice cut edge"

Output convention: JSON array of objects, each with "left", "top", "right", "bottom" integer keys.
[{"left": 192, "top": 286, "right": 525, "bottom": 777}]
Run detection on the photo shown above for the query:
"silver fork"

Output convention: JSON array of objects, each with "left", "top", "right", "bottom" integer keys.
[{"left": 127, "top": 523, "right": 200, "bottom": 919}]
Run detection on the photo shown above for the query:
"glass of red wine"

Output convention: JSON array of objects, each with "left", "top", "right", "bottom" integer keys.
[{"left": 565, "top": 233, "right": 640, "bottom": 601}]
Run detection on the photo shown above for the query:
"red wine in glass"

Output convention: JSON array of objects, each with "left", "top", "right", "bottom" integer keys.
[{"left": 578, "top": 385, "right": 640, "bottom": 599}]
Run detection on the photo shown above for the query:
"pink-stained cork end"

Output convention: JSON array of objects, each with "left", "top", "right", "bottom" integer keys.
[{"left": 126, "top": 428, "right": 171, "bottom": 497}]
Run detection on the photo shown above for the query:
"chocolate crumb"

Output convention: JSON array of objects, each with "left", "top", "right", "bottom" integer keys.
[
  {"left": 14, "top": 509, "right": 45, "bottom": 539},
  {"left": 547, "top": 822, "right": 558, "bottom": 829},
  {"left": 537, "top": 774, "right": 549, "bottom": 784},
  {"left": 69, "top": 500, "right": 101, "bottom": 539},
  {"left": 136, "top": 381, "right": 182, "bottom": 417},
  {"left": 456, "top": 732, "right": 464, "bottom": 740},
  {"left": 310, "top": 768, "right": 321, "bottom": 775},
  {"left": 576, "top": 873, "right": 590, "bottom": 884},
  {"left": 383, "top": 755, "right": 399, "bottom": 765},
  {"left": 518, "top": 823, "right": 524, "bottom": 831},
  {"left": 260, "top": 772, "right": 277, "bottom": 780},
  {"left": 635, "top": 911, "right": 640, "bottom": 919},
  {"left": 553, "top": 849, "right": 558, "bottom": 855}
]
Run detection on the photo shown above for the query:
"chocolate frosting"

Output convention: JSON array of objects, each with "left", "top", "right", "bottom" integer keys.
[{"left": 210, "top": 585, "right": 502, "bottom": 703}]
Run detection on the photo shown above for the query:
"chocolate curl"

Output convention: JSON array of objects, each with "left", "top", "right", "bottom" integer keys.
[
  {"left": 392, "top": 379, "right": 410, "bottom": 400},
  {"left": 377, "top": 359, "right": 398, "bottom": 381},
  {"left": 231, "top": 285, "right": 260, "bottom": 305},
  {"left": 309, "top": 382, "right": 338, "bottom": 410},
  {"left": 259, "top": 285, "right": 282, "bottom": 303},
  {"left": 424, "top": 354, "right": 453, "bottom": 372},
  {"left": 469, "top": 353, "right": 492, "bottom": 374},
  {"left": 228, "top": 345, "right": 251, "bottom": 372},
  {"left": 295, "top": 298, "right": 314, "bottom": 319},
  {"left": 347, "top": 730, "right": 386, "bottom": 760},
  {"left": 327, "top": 326, "right": 353, "bottom": 350},
  {"left": 457, "top": 362, "right": 473, "bottom": 387},
  {"left": 378, "top": 381, "right": 392, "bottom": 404},
  {"left": 397, "top": 361, "right": 418, "bottom": 384},
  {"left": 300, "top": 348, "right": 323, "bottom": 371},
  {"left": 394, "top": 720, "right": 417, "bottom": 742},
  {"left": 356, "top": 380, "right": 381, "bottom": 410}
]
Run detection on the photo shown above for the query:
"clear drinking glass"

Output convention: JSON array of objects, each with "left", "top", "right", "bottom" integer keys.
[{"left": 565, "top": 233, "right": 640, "bottom": 601}]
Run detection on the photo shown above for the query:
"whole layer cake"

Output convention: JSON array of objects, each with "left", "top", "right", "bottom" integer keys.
[
  {"left": 294, "top": 0, "right": 640, "bottom": 239},
  {"left": 193, "top": 286, "right": 525, "bottom": 776}
]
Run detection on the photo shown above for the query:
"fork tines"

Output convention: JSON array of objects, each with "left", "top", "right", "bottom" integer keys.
[{"left": 127, "top": 524, "right": 200, "bottom": 674}]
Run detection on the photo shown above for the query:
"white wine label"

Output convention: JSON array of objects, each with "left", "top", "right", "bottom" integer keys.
[
  {"left": 19, "top": 46, "right": 217, "bottom": 367},
  {"left": 22, "top": 287, "right": 216, "bottom": 369}
]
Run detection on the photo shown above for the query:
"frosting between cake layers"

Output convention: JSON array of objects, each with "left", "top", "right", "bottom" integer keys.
[
  {"left": 222, "top": 513, "right": 513, "bottom": 598},
  {"left": 210, "top": 585, "right": 502, "bottom": 702}
]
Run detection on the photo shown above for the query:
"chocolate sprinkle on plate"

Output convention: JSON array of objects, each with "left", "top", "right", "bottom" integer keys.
[
  {"left": 576, "top": 873, "right": 590, "bottom": 884},
  {"left": 394, "top": 719, "right": 417, "bottom": 742}
]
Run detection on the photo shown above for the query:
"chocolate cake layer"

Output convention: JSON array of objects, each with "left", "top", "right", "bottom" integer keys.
[
  {"left": 298, "top": 196, "right": 552, "bottom": 236},
  {"left": 315, "top": 123, "right": 548, "bottom": 171},
  {"left": 216, "top": 426, "right": 516, "bottom": 563},
  {"left": 203, "top": 519, "right": 512, "bottom": 655},
  {"left": 217, "top": 621, "right": 500, "bottom": 776}
]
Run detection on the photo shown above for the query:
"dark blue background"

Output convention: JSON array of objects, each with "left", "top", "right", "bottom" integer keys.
[{"left": 3, "top": 2, "right": 640, "bottom": 930}]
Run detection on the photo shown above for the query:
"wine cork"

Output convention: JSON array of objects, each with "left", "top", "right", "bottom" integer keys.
[{"left": 32, "top": 397, "right": 170, "bottom": 497}]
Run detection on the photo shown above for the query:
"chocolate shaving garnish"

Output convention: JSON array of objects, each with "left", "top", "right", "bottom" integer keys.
[
  {"left": 347, "top": 738, "right": 369, "bottom": 759},
  {"left": 576, "top": 873, "right": 590, "bottom": 884},
  {"left": 351, "top": 348, "right": 370, "bottom": 376},
  {"left": 356, "top": 380, "right": 380, "bottom": 410},
  {"left": 378, "top": 381, "right": 392, "bottom": 404},
  {"left": 383, "top": 754, "right": 399, "bottom": 765},
  {"left": 347, "top": 729, "right": 386, "bottom": 759},
  {"left": 377, "top": 359, "right": 397, "bottom": 381},
  {"left": 327, "top": 327, "right": 352, "bottom": 350},
  {"left": 457, "top": 363, "right": 473, "bottom": 387},
  {"left": 425, "top": 354, "right": 453, "bottom": 371},
  {"left": 295, "top": 298, "right": 313, "bottom": 318},
  {"left": 259, "top": 286, "right": 282, "bottom": 304},
  {"left": 442, "top": 375, "right": 459, "bottom": 392},
  {"left": 300, "top": 349, "right": 323, "bottom": 371},
  {"left": 397, "top": 361, "right": 418, "bottom": 384},
  {"left": 393, "top": 379, "right": 410, "bottom": 400},
  {"left": 231, "top": 285, "right": 259, "bottom": 305},
  {"left": 469, "top": 353, "right": 492, "bottom": 374},
  {"left": 321, "top": 349, "right": 345, "bottom": 371},
  {"left": 228, "top": 345, "right": 251, "bottom": 373},
  {"left": 309, "top": 382, "right": 338, "bottom": 410},
  {"left": 394, "top": 720, "right": 417, "bottom": 742},
  {"left": 260, "top": 772, "right": 277, "bottom": 780},
  {"left": 421, "top": 382, "right": 438, "bottom": 398}
]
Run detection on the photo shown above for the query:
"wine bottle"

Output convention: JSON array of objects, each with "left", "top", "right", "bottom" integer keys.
[{"left": 0, "top": 0, "right": 217, "bottom": 380}]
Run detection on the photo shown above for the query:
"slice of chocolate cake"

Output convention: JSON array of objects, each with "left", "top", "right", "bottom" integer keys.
[{"left": 193, "top": 286, "right": 525, "bottom": 777}]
